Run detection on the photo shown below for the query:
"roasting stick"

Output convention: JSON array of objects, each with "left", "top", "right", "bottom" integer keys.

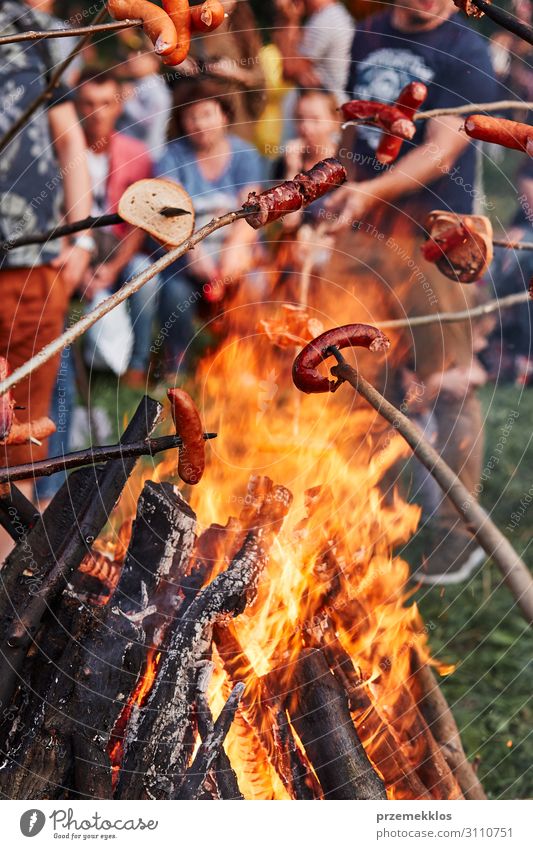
[
  {"left": 323, "top": 345, "right": 533, "bottom": 626},
  {"left": 377, "top": 291, "right": 531, "bottom": 331},
  {"left": 468, "top": 0, "right": 533, "bottom": 48},
  {"left": 0, "top": 433, "right": 218, "bottom": 486},
  {"left": 0, "top": 208, "right": 252, "bottom": 400},
  {"left": 0, "top": 17, "right": 143, "bottom": 46},
  {"left": 1, "top": 207, "right": 191, "bottom": 253},
  {"left": 0, "top": 5, "right": 107, "bottom": 157},
  {"left": 417, "top": 99, "right": 533, "bottom": 121}
]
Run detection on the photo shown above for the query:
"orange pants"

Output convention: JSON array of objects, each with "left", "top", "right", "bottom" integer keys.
[{"left": 0, "top": 265, "right": 68, "bottom": 466}]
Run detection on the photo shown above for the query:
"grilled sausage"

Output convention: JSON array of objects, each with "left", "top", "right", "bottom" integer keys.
[
  {"left": 292, "top": 324, "right": 391, "bottom": 394},
  {"left": 167, "top": 388, "right": 206, "bottom": 484}
]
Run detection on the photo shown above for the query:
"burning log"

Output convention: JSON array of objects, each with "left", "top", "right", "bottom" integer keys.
[
  {"left": 195, "top": 671, "right": 244, "bottom": 800},
  {"left": 284, "top": 648, "right": 388, "bottom": 800},
  {"left": 0, "top": 480, "right": 197, "bottom": 799},
  {"left": 410, "top": 652, "right": 487, "bottom": 800},
  {"left": 0, "top": 396, "right": 163, "bottom": 722},
  {"left": 0, "top": 484, "right": 40, "bottom": 542},
  {"left": 116, "top": 483, "right": 292, "bottom": 799},
  {"left": 176, "top": 683, "right": 245, "bottom": 800},
  {"left": 376, "top": 681, "right": 463, "bottom": 799},
  {"left": 308, "top": 614, "right": 432, "bottom": 800}
]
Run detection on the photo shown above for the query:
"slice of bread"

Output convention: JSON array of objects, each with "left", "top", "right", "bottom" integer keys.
[
  {"left": 118, "top": 178, "right": 195, "bottom": 249},
  {"left": 424, "top": 210, "right": 493, "bottom": 283}
]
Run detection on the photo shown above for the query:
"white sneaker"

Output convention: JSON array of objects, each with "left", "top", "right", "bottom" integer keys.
[{"left": 412, "top": 546, "right": 486, "bottom": 586}]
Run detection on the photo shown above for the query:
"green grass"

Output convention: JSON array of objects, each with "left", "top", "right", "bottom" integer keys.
[{"left": 414, "top": 384, "right": 533, "bottom": 799}]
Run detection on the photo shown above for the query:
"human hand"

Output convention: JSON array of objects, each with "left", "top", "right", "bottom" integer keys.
[
  {"left": 274, "top": 0, "right": 305, "bottom": 24},
  {"left": 51, "top": 243, "right": 93, "bottom": 296},
  {"left": 401, "top": 368, "right": 428, "bottom": 412},
  {"left": 219, "top": 241, "right": 253, "bottom": 282},
  {"left": 426, "top": 363, "right": 487, "bottom": 401},
  {"left": 323, "top": 181, "right": 378, "bottom": 232}
]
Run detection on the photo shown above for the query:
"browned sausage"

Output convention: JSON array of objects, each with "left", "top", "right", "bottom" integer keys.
[
  {"left": 376, "top": 82, "right": 427, "bottom": 165},
  {"left": 292, "top": 324, "right": 391, "bottom": 394},
  {"left": 107, "top": 0, "right": 178, "bottom": 54},
  {"left": 243, "top": 157, "right": 346, "bottom": 229},
  {"left": 190, "top": 0, "right": 225, "bottom": 32},
  {"left": 161, "top": 0, "right": 191, "bottom": 66},
  {"left": 341, "top": 101, "right": 416, "bottom": 140},
  {"left": 167, "top": 388, "right": 206, "bottom": 484},
  {"left": 464, "top": 114, "right": 533, "bottom": 154}
]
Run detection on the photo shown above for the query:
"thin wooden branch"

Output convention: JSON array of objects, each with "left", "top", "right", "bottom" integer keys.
[
  {"left": 0, "top": 6, "right": 107, "bottom": 157},
  {"left": 417, "top": 99, "right": 533, "bottom": 121},
  {"left": 195, "top": 689, "right": 244, "bottom": 800},
  {"left": 176, "top": 684, "right": 245, "bottom": 800},
  {"left": 0, "top": 208, "right": 251, "bottom": 400},
  {"left": 469, "top": 0, "right": 533, "bottom": 48},
  {"left": 410, "top": 650, "right": 487, "bottom": 800},
  {"left": 377, "top": 291, "right": 530, "bottom": 331},
  {"left": 0, "top": 18, "right": 142, "bottom": 47},
  {"left": 493, "top": 239, "right": 533, "bottom": 251},
  {"left": 327, "top": 347, "right": 533, "bottom": 626},
  {"left": 2, "top": 208, "right": 191, "bottom": 252},
  {"left": 0, "top": 433, "right": 217, "bottom": 486}
]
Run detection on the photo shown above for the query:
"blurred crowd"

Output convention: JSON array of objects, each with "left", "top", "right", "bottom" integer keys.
[{"left": 1, "top": 0, "right": 533, "bottom": 581}]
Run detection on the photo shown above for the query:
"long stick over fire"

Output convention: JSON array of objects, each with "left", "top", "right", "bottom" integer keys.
[
  {"left": 292, "top": 326, "right": 533, "bottom": 627},
  {"left": 0, "top": 160, "right": 347, "bottom": 400}
]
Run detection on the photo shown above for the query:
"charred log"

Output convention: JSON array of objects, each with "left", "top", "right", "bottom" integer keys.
[
  {"left": 117, "top": 483, "right": 292, "bottom": 800},
  {"left": 176, "top": 683, "right": 244, "bottom": 800},
  {"left": 285, "top": 648, "right": 388, "bottom": 800},
  {"left": 0, "top": 397, "right": 162, "bottom": 719}
]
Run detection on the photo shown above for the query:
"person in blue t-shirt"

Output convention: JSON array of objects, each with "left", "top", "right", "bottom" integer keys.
[
  {"left": 321, "top": 0, "right": 500, "bottom": 585},
  {"left": 154, "top": 79, "right": 266, "bottom": 370}
]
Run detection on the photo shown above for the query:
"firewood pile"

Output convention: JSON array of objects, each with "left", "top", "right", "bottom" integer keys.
[{"left": 0, "top": 394, "right": 487, "bottom": 801}]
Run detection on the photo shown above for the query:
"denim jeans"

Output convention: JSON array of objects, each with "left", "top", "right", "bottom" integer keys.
[
  {"left": 35, "top": 342, "right": 77, "bottom": 502},
  {"left": 121, "top": 253, "right": 160, "bottom": 371},
  {"left": 157, "top": 264, "right": 198, "bottom": 369}
]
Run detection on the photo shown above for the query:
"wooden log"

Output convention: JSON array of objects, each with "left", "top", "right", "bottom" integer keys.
[
  {"left": 285, "top": 648, "right": 388, "bottom": 800},
  {"left": 0, "top": 397, "right": 163, "bottom": 718},
  {"left": 72, "top": 483, "right": 197, "bottom": 799},
  {"left": 0, "top": 481, "right": 197, "bottom": 799},
  {"left": 195, "top": 685, "right": 243, "bottom": 800},
  {"left": 410, "top": 652, "right": 486, "bottom": 800},
  {"left": 309, "top": 615, "right": 432, "bottom": 800},
  {"left": 376, "top": 680, "right": 464, "bottom": 800},
  {"left": 116, "top": 483, "right": 292, "bottom": 800},
  {"left": 176, "top": 683, "right": 245, "bottom": 800},
  {"left": 0, "top": 485, "right": 40, "bottom": 542},
  {"left": 275, "top": 707, "right": 320, "bottom": 800}
]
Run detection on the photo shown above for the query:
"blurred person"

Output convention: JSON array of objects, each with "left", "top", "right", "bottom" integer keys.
[
  {"left": 0, "top": 0, "right": 93, "bottom": 559},
  {"left": 154, "top": 78, "right": 266, "bottom": 371},
  {"left": 184, "top": 0, "right": 266, "bottom": 143},
  {"left": 274, "top": 0, "right": 355, "bottom": 141},
  {"left": 75, "top": 68, "right": 157, "bottom": 388},
  {"left": 270, "top": 88, "right": 341, "bottom": 293},
  {"left": 118, "top": 40, "right": 172, "bottom": 161},
  {"left": 322, "top": 0, "right": 499, "bottom": 584},
  {"left": 484, "top": 158, "right": 533, "bottom": 385},
  {"left": 25, "top": 0, "right": 84, "bottom": 85}
]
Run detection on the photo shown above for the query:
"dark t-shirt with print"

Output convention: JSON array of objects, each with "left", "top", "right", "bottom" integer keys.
[
  {"left": 346, "top": 11, "right": 498, "bottom": 225},
  {"left": 0, "top": 2, "right": 72, "bottom": 269}
]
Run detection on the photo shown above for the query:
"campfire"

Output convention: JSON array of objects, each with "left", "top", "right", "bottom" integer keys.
[{"left": 0, "top": 292, "right": 486, "bottom": 801}]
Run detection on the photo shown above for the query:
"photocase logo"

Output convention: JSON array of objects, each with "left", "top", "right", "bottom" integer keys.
[{"left": 20, "top": 810, "right": 46, "bottom": 837}]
